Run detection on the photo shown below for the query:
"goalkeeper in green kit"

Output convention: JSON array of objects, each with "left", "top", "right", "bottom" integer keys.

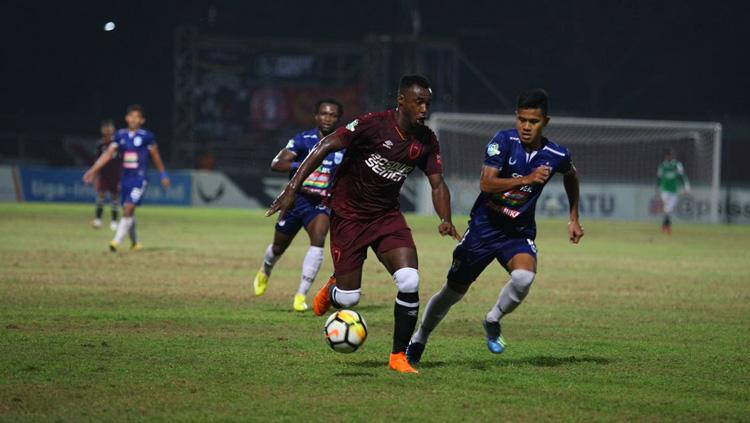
[{"left": 657, "top": 149, "right": 690, "bottom": 233}]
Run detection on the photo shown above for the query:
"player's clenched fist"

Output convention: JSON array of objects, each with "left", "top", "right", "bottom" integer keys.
[
  {"left": 438, "top": 221, "right": 461, "bottom": 240},
  {"left": 525, "top": 165, "right": 551, "bottom": 185},
  {"left": 266, "top": 189, "right": 296, "bottom": 217},
  {"left": 82, "top": 170, "right": 96, "bottom": 184},
  {"left": 568, "top": 220, "right": 584, "bottom": 244}
]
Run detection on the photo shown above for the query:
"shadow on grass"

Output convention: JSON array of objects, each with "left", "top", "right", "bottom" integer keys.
[
  {"left": 352, "top": 360, "right": 449, "bottom": 369},
  {"left": 465, "top": 355, "right": 611, "bottom": 370},
  {"left": 335, "top": 371, "right": 376, "bottom": 377}
]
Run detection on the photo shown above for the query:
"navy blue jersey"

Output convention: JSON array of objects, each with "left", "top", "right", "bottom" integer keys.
[
  {"left": 285, "top": 128, "right": 345, "bottom": 197},
  {"left": 469, "top": 129, "right": 572, "bottom": 239},
  {"left": 114, "top": 128, "right": 156, "bottom": 182}
]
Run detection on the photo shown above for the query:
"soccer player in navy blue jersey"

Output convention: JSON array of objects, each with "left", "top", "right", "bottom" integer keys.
[
  {"left": 253, "top": 99, "right": 344, "bottom": 312},
  {"left": 407, "top": 89, "right": 584, "bottom": 363},
  {"left": 83, "top": 105, "right": 170, "bottom": 252}
]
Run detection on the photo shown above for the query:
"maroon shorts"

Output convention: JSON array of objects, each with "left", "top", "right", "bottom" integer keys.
[
  {"left": 330, "top": 209, "right": 416, "bottom": 275},
  {"left": 96, "top": 177, "right": 120, "bottom": 194}
]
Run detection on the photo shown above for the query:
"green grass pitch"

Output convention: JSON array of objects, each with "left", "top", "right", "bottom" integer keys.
[{"left": 1, "top": 203, "right": 749, "bottom": 421}]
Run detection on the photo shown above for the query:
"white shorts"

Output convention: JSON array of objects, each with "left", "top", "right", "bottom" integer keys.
[{"left": 660, "top": 191, "right": 678, "bottom": 214}]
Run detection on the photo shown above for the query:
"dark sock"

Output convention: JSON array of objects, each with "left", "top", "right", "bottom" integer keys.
[
  {"left": 112, "top": 209, "right": 119, "bottom": 222},
  {"left": 392, "top": 291, "right": 419, "bottom": 354},
  {"left": 95, "top": 206, "right": 103, "bottom": 219},
  {"left": 329, "top": 283, "right": 341, "bottom": 309}
]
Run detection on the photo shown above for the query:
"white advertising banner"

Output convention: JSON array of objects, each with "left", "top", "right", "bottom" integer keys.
[{"left": 443, "top": 178, "right": 750, "bottom": 224}]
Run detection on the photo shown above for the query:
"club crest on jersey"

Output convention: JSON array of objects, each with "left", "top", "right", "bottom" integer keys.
[
  {"left": 408, "top": 143, "right": 423, "bottom": 160},
  {"left": 487, "top": 143, "right": 500, "bottom": 157},
  {"left": 134, "top": 136, "right": 143, "bottom": 147},
  {"left": 346, "top": 119, "right": 359, "bottom": 132},
  {"left": 334, "top": 151, "right": 344, "bottom": 164}
]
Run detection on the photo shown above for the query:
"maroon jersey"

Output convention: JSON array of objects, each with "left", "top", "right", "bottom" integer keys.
[
  {"left": 328, "top": 110, "right": 442, "bottom": 220},
  {"left": 95, "top": 139, "right": 122, "bottom": 190}
]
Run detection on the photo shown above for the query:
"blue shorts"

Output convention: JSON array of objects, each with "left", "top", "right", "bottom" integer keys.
[
  {"left": 121, "top": 179, "right": 148, "bottom": 206},
  {"left": 276, "top": 193, "right": 330, "bottom": 236},
  {"left": 447, "top": 227, "right": 538, "bottom": 286}
]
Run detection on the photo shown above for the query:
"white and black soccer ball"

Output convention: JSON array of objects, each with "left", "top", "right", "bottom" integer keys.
[{"left": 323, "top": 309, "right": 368, "bottom": 353}]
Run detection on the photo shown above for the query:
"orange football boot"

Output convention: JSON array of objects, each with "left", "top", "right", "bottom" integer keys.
[
  {"left": 313, "top": 275, "right": 336, "bottom": 316},
  {"left": 389, "top": 352, "right": 418, "bottom": 374}
]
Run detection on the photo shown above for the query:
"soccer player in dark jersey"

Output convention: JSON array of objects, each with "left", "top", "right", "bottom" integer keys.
[
  {"left": 267, "top": 75, "right": 460, "bottom": 374},
  {"left": 406, "top": 89, "right": 584, "bottom": 364},
  {"left": 83, "top": 105, "right": 170, "bottom": 252},
  {"left": 91, "top": 118, "right": 122, "bottom": 231},
  {"left": 253, "top": 98, "right": 344, "bottom": 312}
]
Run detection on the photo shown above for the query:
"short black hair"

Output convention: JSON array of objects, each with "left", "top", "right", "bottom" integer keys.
[
  {"left": 315, "top": 98, "right": 343, "bottom": 117},
  {"left": 126, "top": 104, "right": 145, "bottom": 117},
  {"left": 517, "top": 89, "right": 549, "bottom": 116},
  {"left": 399, "top": 74, "right": 431, "bottom": 94},
  {"left": 100, "top": 118, "right": 114, "bottom": 127}
]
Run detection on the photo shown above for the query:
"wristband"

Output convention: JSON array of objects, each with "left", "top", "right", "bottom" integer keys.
[{"left": 160, "top": 171, "right": 169, "bottom": 180}]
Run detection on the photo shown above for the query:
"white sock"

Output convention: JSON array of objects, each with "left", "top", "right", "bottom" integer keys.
[
  {"left": 411, "top": 283, "right": 464, "bottom": 344},
  {"left": 262, "top": 244, "right": 280, "bottom": 276},
  {"left": 485, "top": 269, "right": 536, "bottom": 323},
  {"left": 113, "top": 217, "right": 133, "bottom": 244},
  {"left": 297, "top": 246, "right": 324, "bottom": 295}
]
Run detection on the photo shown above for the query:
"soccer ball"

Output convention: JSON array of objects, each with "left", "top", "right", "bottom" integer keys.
[{"left": 323, "top": 309, "right": 368, "bottom": 353}]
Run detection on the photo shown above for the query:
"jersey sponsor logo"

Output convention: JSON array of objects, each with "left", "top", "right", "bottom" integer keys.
[
  {"left": 408, "top": 143, "right": 423, "bottom": 160},
  {"left": 345, "top": 119, "right": 359, "bottom": 132},
  {"left": 502, "top": 207, "right": 520, "bottom": 218},
  {"left": 134, "top": 136, "right": 143, "bottom": 147},
  {"left": 334, "top": 151, "right": 344, "bottom": 164},
  {"left": 487, "top": 143, "right": 500, "bottom": 157},
  {"left": 383, "top": 140, "right": 394, "bottom": 149},
  {"left": 364, "top": 153, "right": 414, "bottom": 182},
  {"left": 123, "top": 151, "right": 139, "bottom": 169}
]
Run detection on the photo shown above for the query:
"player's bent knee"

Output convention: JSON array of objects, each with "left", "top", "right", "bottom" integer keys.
[
  {"left": 510, "top": 269, "right": 535, "bottom": 292},
  {"left": 393, "top": 267, "right": 419, "bottom": 293},
  {"left": 333, "top": 288, "right": 361, "bottom": 308}
]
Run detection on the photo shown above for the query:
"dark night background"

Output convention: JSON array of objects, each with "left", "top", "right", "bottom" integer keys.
[{"left": 1, "top": 0, "right": 749, "bottom": 179}]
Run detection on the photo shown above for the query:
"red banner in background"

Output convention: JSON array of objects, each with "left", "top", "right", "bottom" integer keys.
[{"left": 250, "top": 85, "right": 365, "bottom": 131}]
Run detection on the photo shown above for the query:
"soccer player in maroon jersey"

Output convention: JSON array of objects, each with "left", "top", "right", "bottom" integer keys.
[
  {"left": 267, "top": 75, "right": 460, "bottom": 374},
  {"left": 91, "top": 119, "right": 122, "bottom": 230}
]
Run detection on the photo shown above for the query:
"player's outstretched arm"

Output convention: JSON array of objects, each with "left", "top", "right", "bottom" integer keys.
[
  {"left": 270, "top": 148, "right": 297, "bottom": 173},
  {"left": 83, "top": 143, "right": 117, "bottom": 184},
  {"left": 148, "top": 146, "right": 170, "bottom": 189},
  {"left": 427, "top": 173, "right": 460, "bottom": 240},
  {"left": 563, "top": 166, "right": 584, "bottom": 244},
  {"left": 479, "top": 165, "right": 550, "bottom": 193},
  {"left": 266, "top": 134, "right": 346, "bottom": 217}
]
